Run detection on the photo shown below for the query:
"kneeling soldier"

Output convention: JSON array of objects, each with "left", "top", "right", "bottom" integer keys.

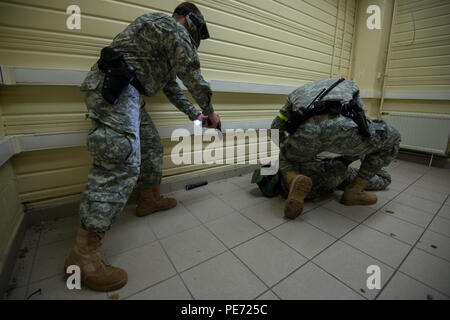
[{"left": 271, "top": 78, "right": 401, "bottom": 219}]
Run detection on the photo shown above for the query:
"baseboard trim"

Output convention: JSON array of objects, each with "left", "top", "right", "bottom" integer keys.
[
  {"left": 397, "top": 149, "right": 449, "bottom": 168},
  {"left": 23, "top": 164, "right": 259, "bottom": 224}
]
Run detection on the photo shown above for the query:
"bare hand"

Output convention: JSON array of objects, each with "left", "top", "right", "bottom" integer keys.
[{"left": 207, "top": 112, "right": 221, "bottom": 130}]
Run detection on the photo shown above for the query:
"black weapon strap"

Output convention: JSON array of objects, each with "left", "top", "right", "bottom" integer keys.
[
  {"left": 305, "top": 77, "right": 345, "bottom": 114},
  {"left": 316, "top": 77, "right": 345, "bottom": 102}
]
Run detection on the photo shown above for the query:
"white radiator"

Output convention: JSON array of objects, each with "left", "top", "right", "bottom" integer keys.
[{"left": 384, "top": 112, "right": 450, "bottom": 155}]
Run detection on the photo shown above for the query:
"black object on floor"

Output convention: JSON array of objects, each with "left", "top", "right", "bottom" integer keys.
[{"left": 186, "top": 181, "right": 208, "bottom": 190}]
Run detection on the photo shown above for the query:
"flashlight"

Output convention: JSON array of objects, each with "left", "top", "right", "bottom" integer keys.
[
  {"left": 193, "top": 117, "right": 223, "bottom": 140},
  {"left": 193, "top": 118, "right": 213, "bottom": 127}
]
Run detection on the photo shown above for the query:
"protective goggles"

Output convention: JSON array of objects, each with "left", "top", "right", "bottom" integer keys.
[{"left": 185, "top": 12, "right": 210, "bottom": 49}]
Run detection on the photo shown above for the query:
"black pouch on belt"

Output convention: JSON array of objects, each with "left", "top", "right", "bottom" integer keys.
[{"left": 98, "top": 47, "right": 136, "bottom": 105}]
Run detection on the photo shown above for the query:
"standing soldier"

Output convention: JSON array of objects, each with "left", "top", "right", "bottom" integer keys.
[
  {"left": 271, "top": 78, "right": 401, "bottom": 219},
  {"left": 65, "top": 2, "right": 220, "bottom": 292}
]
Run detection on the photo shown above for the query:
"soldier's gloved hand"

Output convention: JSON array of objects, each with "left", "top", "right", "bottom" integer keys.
[{"left": 207, "top": 112, "right": 221, "bottom": 130}]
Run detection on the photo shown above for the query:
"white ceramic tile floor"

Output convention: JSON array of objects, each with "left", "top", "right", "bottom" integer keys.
[
  {"left": 341, "top": 224, "right": 412, "bottom": 268},
  {"left": 231, "top": 233, "right": 307, "bottom": 287},
  {"left": 256, "top": 290, "right": 280, "bottom": 300},
  {"left": 415, "top": 230, "right": 450, "bottom": 261},
  {"left": 126, "top": 275, "right": 192, "bottom": 300},
  {"left": 145, "top": 204, "right": 201, "bottom": 239},
  {"left": 181, "top": 251, "right": 267, "bottom": 300},
  {"left": 438, "top": 205, "right": 450, "bottom": 220},
  {"left": 4, "top": 159, "right": 450, "bottom": 300},
  {"left": 272, "top": 262, "right": 364, "bottom": 300},
  {"left": 270, "top": 219, "right": 336, "bottom": 259}
]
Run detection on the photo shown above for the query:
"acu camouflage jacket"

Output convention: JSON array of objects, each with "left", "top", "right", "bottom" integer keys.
[{"left": 80, "top": 12, "right": 213, "bottom": 128}]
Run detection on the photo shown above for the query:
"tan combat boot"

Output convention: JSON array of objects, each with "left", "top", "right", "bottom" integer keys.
[
  {"left": 64, "top": 228, "right": 128, "bottom": 291},
  {"left": 284, "top": 172, "right": 312, "bottom": 219},
  {"left": 340, "top": 176, "right": 377, "bottom": 205},
  {"left": 136, "top": 186, "right": 177, "bottom": 217}
]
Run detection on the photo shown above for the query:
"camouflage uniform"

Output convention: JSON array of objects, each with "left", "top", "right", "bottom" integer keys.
[
  {"left": 79, "top": 12, "right": 213, "bottom": 232},
  {"left": 279, "top": 158, "right": 392, "bottom": 200},
  {"left": 272, "top": 78, "right": 400, "bottom": 199}
]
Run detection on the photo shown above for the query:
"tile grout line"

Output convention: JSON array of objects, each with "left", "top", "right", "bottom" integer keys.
[
  {"left": 123, "top": 273, "right": 180, "bottom": 300},
  {"left": 414, "top": 227, "right": 450, "bottom": 240},
  {"left": 182, "top": 180, "right": 330, "bottom": 300},
  {"left": 267, "top": 229, "right": 367, "bottom": 300},
  {"left": 25, "top": 234, "right": 160, "bottom": 289},
  {"left": 309, "top": 261, "right": 369, "bottom": 300},
  {"left": 115, "top": 219, "right": 195, "bottom": 300},
  {"left": 393, "top": 269, "right": 450, "bottom": 299},
  {"left": 253, "top": 288, "right": 280, "bottom": 300},
  {"left": 101, "top": 198, "right": 205, "bottom": 299},
  {"left": 412, "top": 243, "right": 450, "bottom": 264},
  {"left": 367, "top": 207, "right": 437, "bottom": 231},
  {"left": 434, "top": 213, "right": 450, "bottom": 222},
  {"left": 359, "top": 217, "right": 450, "bottom": 254},
  {"left": 258, "top": 201, "right": 376, "bottom": 299},
  {"left": 373, "top": 179, "right": 449, "bottom": 299},
  {"left": 200, "top": 222, "right": 277, "bottom": 299},
  {"left": 165, "top": 183, "right": 274, "bottom": 298},
  {"left": 3, "top": 233, "right": 38, "bottom": 298},
  {"left": 116, "top": 190, "right": 272, "bottom": 298},
  {"left": 182, "top": 194, "right": 278, "bottom": 299},
  {"left": 142, "top": 204, "right": 197, "bottom": 301},
  {"left": 374, "top": 194, "right": 450, "bottom": 299},
  {"left": 328, "top": 168, "right": 447, "bottom": 299},
  {"left": 260, "top": 168, "right": 435, "bottom": 299},
  {"left": 146, "top": 186, "right": 241, "bottom": 241},
  {"left": 178, "top": 182, "right": 263, "bottom": 222},
  {"left": 214, "top": 188, "right": 401, "bottom": 298},
  {"left": 235, "top": 197, "right": 325, "bottom": 234},
  {"left": 311, "top": 167, "right": 442, "bottom": 297},
  {"left": 401, "top": 188, "right": 449, "bottom": 204},
  {"left": 28, "top": 206, "right": 273, "bottom": 258},
  {"left": 23, "top": 226, "right": 43, "bottom": 300}
]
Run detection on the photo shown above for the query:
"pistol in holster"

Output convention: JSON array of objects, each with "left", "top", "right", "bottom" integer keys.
[
  {"left": 97, "top": 47, "right": 145, "bottom": 105},
  {"left": 341, "top": 99, "right": 372, "bottom": 137}
]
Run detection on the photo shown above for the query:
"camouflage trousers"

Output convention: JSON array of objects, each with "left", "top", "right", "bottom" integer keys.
[
  {"left": 279, "top": 116, "right": 400, "bottom": 199},
  {"left": 79, "top": 90, "right": 163, "bottom": 232},
  {"left": 280, "top": 158, "right": 391, "bottom": 200}
]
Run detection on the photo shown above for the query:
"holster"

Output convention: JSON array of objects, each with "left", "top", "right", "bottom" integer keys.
[
  {"left": 97, "top": 47, "right": 144, "bottom": 104},
  {"left": 342, "top": 99, "right": 372, "bottom": 137},
  {"left": 351, "top": 111, "right": 371, "bottom": 137}
]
